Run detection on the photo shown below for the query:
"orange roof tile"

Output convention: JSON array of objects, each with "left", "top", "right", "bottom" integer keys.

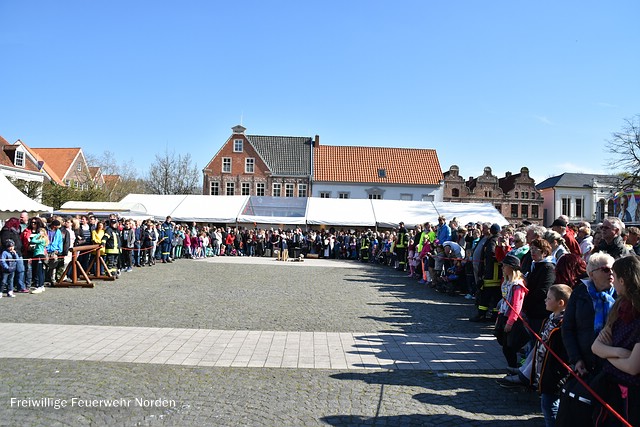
[
  {"left": 30, "top": 147, "right": 82, "bottom": 181},
  {"left": 314, "top": 145, "right": 442, "bottom": 185}
]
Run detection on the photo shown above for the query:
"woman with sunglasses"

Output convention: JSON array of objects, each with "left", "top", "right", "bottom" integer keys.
[
  {"left": 556, "top": 251, "right": 615, "bottom": 426},
  {"left": 591, "top": 255, "right": 640, "bottom": 426}
]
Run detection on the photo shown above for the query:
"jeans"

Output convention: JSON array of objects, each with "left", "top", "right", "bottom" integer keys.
[
  {"left": 14, "top": 256, "right": 25, "bottom": 291},
  {"left": 540, "top": 393, "right": 559, "bottom": 427},
  {"left": 2, "top": 271, "right": 15, "bottom": 293},
  {"left": 24, "top": 259, "right": 33, "bottom": 288},
  {"left": 33, "top": 259, "right": 45, "bottom": 288}
]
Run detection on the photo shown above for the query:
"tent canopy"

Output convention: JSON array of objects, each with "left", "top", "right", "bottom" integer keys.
[
  {"left": 306, "top": 198, "right": 376, "bottom": 227},
  {"left": 0, "top": 171, "right": 52, "bottom": 220},
  {"left": 170, "top": 195, "right": 249, "bottom": 223}
]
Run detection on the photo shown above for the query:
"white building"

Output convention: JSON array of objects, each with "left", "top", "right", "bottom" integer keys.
[{"left": 536, "top": 173, "right": 621, "bottom": 225}]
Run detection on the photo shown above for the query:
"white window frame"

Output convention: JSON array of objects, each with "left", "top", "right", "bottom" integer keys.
[
  {"left": 338, "top": 192, "right": 350, "bottom": 199},
  {"left": 320, "top": 191, "right": 331, "bottom": 198},
  {"left": 77, "top": 163, "right": 82, "bottom": 172},
  {"left": 298, "top": 184, "right": 307, "bottom": 198},
  {"left": 285, "top": 183, "right": 294, "bottom": 197},
  {"left": 222, "top": 158, "right": 231, "bottom": 173},
  {"left": 400, "top": 194, "right": 412, "bottom": 201},
  {"left": 241, "top": 182, "right": 250, "bottom": 196},
  {"left": 272, "top": 183, "right": 281, "bottom": 197},
  {"left": 15, "top": 150, "right": 25, "bottom": 167},
  {"left": 245, "top": 158, "right": 255, "bottom": 173},
  {"left": 256, "top": 182, "right": 265, "bottom": 197},
  {"left": 210, "top": 181, "right": 220, "bottom": 195},
  {"left": 226, "top": 182, "right": 235, "bottom": 196},
  {"left": 233, "top": 139, "right": 243, "bottom": 152}
]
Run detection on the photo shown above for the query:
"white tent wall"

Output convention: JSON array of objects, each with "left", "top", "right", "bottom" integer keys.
[
  {"left": 0, "top": 171, "right": 52, "bottom": 221},
  {"left": 170, "top": 195, "right": 249, "bottom": 223},
  {"left": 119, "top": 194, "right": 188, "bottom": 220},
  {"left": 306, "top": 198, "right": 376, "bottom": 227}
]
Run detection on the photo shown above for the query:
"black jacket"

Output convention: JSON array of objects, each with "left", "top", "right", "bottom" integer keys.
[
  {"left": 523, "top": 260, "right": 555, "bottom": 319},
  {"left": 534, "top": 317, "right": 569, "bottom": 394},
  {"left": 561, "top": 281, "right": 598, "bottom": 370},
  {"left": 596, "top": 235, "right": 630, "bottom": 259}
]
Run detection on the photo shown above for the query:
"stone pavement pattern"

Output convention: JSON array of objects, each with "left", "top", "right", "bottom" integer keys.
[{"left": 0, "top": 257, "right": 542, "bottom": 426}]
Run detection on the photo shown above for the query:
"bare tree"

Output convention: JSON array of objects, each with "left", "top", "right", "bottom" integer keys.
[
  {"left": 607, "top": 114, "right": 640, "bottom": 188},
  {"left": 145, "top": 149, "right": 200, "bottom": 195},
  {"left": 86, "top": 150, "right": 145, "bottom": 200}
]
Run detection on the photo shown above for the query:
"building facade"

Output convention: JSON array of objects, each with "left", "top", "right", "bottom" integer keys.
[
  {"left": 443, "top": 165, "right": 543, "bottom": 225},
  {"left": 536, "top": 173, "right": 621, "bottom": 225},
  {"left": 202, "top": 125, "right": 313, "bottom": 197}
]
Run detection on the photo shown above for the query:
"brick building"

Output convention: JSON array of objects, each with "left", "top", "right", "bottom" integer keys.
[
  {"left": 443, "top": 165, "right": 543, "bottom": 225},
  {"left": 202, "top": 125, "right": 313, "bottom": 197}
]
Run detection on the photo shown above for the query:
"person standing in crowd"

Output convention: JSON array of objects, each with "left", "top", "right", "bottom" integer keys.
[
  {"left": 19, "top": 210, "right": 29, "bottom": 232},
  {"left": 1, "top": 239, "right": 19, "bottom": 297},
  {"left": 102, "top": 218, "right": 121, "bottom": 277},
  {"left": 29, "top": 227, "right": 48, "bottom": 294},
  {"left": 591, "top": 255, "right": 640, "bottom": 427},
  {"left": 120, "top": 219, "right": 134, "bottom": 272},
  {"left": 556, "top": 252, "right": 616, "bottom": 426},
  {"left": 160, "top": 216, "right": 173, "bottom": 263},
  {"left": 534, "top": 284, "right": 573, "bottom": 427},
  {"left": 597, "top": 217, "right": 630, "bottom": 259},
  {"left": 554, "top": 253, "right": 587, "bottom": 289},
  {"left": 436, "top": 215, "right": 451, "bottom": 244},
  {"left": 394, "top": 222, "right": 408, "bottom": 271},
  {"left": 577, "top": 225, "right": 594, "bottom": 262},
  {"left": 494, "top": 254, "right": 528, "bottom": 368},
  {"left": 625, "top": 226, "right": 640, "bottom": 256},
  {"left": 470, "top": 223, "right": 501, "bottom": 322},
  {"left": 1, "top": 218, "right": 25, "bottom": 293},
  {"left": 522, "top": 239, "right": 556, "bottom": 335},
  {"left": 551, "top": 218, "right": 581, "bottom": 257},
  {"left": 45, "top": 219, "right": 63, "bottom": 285}
]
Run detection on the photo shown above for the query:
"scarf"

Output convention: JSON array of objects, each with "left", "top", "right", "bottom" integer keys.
[{"left": 586, "top": 280, "right": 616, "bottom": 335}]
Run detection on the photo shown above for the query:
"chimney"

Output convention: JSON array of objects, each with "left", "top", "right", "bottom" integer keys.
[
  {"left": 505, "top": 171, "right": 512, "bottom": 177},
  {"left": 314, "top": 135, "right": 320, "bottom": 147}
]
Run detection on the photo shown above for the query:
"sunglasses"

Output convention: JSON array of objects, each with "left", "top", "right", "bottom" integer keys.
[{"left": 591, "top": 266, "right": 612, "bottom": 274}]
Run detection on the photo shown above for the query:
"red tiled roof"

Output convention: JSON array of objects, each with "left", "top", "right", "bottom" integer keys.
[
  {"left": 0, "top": 136, "right": 42, "bottom": 173},
  {"left": 314, "top": 145, "right": 442, "bottom": 185},
  {"left": 30, "top": 147, "right": 81, "bottom": 181}
]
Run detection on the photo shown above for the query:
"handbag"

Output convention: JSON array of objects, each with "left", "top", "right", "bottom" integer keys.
[{"left": 555, "top": 371, "right": 606, "bottom": 427}]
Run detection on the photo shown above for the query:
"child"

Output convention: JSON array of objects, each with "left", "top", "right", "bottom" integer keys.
[
  {"left": 494, "top": 254, "right": 529, "bottom": 368},
  {"left": 1, "top": 239, "right": 19, "bottom": 297},
  {"left": 534, "top": 284, "right": 572, "bottom": 427},
  {"left": 407, "top": 238, "right": 416, "bottom": 277}
]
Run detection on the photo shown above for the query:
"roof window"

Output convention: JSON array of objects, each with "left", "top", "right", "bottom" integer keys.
[{"left": 378, "top": 168, "right": 387, "bottom": 178}]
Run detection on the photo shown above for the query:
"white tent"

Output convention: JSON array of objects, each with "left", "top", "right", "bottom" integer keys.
[
  {"left": 371, "top": 199, "right": 440, "bottom": 229},
  {"left": 237, "top": 196, "right": 307, "bottom": 226},
  {"left": 432, "top": 202, "right": 510, "bottom": 227},
  {"left": 170, "top": 195, "right": 249, "bottom": 223},
  {"left": 119, "top": 194, "right": 188, "bottom": 220},
  {"left": 306, "top": 197, "right": 376, "bottom": 227},
  {"left": 0, "top": 171, "right": 52, "bottom": 220}
]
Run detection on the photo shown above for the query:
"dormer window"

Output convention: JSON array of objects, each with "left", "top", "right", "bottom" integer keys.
[
  {"left": 233, "top": 139, "right": 243, "bottom": 152},
  {"left": 15, "top": 150, "right": 25, "bottom": 167},
  {"left": 378, "top": 168, "right": 387, "bottom": 178}
]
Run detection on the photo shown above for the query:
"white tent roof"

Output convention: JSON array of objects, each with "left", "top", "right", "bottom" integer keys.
[
  {"left": 306, "top": 198, "right": 376, "bottom": 227},
  {"left": 103, "top": 194, "right": 510, "bottom": 228},
  {"left": 119, "top": 194, "right": 188, "bottom": 220},
  {"left": 432, "top": 202, "right": 510, "bottom": 227},
  {"left": 170, "top": 195, "right": 249, "bottom": 223},
  {"left": 371, "top": 199, "right": 440, "bottom": 229},
  {"left": 0, "top": 171, "right": 52, "bottom": 219}
]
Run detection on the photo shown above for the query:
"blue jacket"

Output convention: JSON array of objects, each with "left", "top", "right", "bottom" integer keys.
[
  {"left": 46, "top": 228, "right": 63, "bottom": 255},
  {"left": 1, "top": 249, "right": 18, "bottom": 272}
]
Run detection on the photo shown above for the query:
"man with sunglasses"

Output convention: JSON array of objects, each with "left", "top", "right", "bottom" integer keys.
[{"left": 596, "top": 217, "right": 630, "bottom": 260}]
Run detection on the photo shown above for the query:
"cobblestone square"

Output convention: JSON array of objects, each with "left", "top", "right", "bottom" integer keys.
[{"left": 0, "top": 257, "right": 541, "bottom": 426}]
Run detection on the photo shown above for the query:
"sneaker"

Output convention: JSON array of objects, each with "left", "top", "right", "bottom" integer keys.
[
  {"left": 63, "top": 277, "right": 73, "bottom": 283},
  {"left": 496, "top": 375, "right": 526, "bottom": 388},
  {"left": 7, "top": 291, "right": 15, "bottom": 298},
  {"left": 506, "top": 367, "right": 521, "bottom": 375},
  {"left": 30, "top": 287, "right": 44, "bottom": 294},
  {"left": 18, "top": 289, "right": 30, "bottom": 293}
]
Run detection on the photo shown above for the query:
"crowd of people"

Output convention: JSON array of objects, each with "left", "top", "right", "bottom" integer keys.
[{"left": 1, "top": 210, "right": 639, "bottom": 425}]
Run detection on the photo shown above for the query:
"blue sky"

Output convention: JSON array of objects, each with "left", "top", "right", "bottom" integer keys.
[{"left": 1, "top": 1, "right": 638, "bottom": 184}]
